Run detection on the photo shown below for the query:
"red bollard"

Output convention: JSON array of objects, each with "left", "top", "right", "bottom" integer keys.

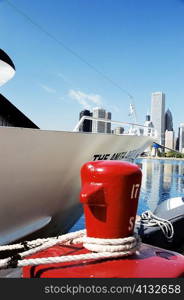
[
  {"left": 22, "top": 160, "right": 184, "bottom": 278},
  {"left": 80, "top": 160, "right": 142, "bottom": 239}
]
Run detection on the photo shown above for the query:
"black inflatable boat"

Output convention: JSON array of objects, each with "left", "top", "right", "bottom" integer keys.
[{"left": 135, "top": 197, "right": 184, "bottom": 251}]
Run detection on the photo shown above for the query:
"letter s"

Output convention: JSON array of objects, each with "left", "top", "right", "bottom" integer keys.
[{"left": 128, "top": 216, "right": 135, "bottom": 231}]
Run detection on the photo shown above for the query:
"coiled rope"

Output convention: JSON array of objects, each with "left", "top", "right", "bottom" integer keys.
[
  {"left": 137, "top": 210, "right": 174, "bottom": 240},
  {"left": 0, "top": 229, "right": 141, "bottom": 269}
]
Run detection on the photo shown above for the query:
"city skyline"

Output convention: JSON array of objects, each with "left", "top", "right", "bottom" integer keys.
[
  {"left": 1, "top": 1, "right": 184, "bottom": 132},
  {"left": 78, "top": 90, "right": 183, "bottom": 152}
]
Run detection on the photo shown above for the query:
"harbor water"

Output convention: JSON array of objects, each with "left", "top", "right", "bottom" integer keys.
[{"left": 70, "top": 158, "right": 184, "bottom": 232}]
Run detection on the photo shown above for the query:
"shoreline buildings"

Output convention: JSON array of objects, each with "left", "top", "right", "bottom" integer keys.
[
  {"left": 113, "top": 127, "right": 124, "bottom": 135},
  {"left": 78, "top": 91, "right": 183, "bottom": 155},
  {"left": 79, "top": 107, "right": 112, "bottom": 134}
]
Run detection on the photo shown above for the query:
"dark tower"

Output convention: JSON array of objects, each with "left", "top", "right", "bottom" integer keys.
[
  {"left": 79, "top": 109, "right": 92, "bottom": 132},
  {"left": 165, "top": 109, "right": 173, "bottom": 131},
  {"left": 176, "top": 127, "right": 180, "bottom": 151},
  {"left": 146, "top": 114, "right": 150, "bottom": 121}
]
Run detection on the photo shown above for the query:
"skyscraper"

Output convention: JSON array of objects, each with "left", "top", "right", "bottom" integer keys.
[
  {"left": 92, "top": 107, "right": 106, "bottom": 133},
  {"left": 92, "top": 107, "right": 112, "bottom": 133},
  {"left": 79, "top": 109, "right": 92, "bottom": 132},
  {"left": 175, "top": 127, "right": 180, "bottom": 151},
  {"left": 144, "top": 114, "right": 154, "bottom": 136},
  {"left": 105, "top": 111, "right": 112, "bottom": 134},
  {"left": 165, "top": 130, "right": 174, "bottom": 151},
  {"left": 164, "top": 109, "right": 174, "bottom": 151},
  {"left": 165, "top": 109, "right": 173, "bottom": 131},
  {"left": 179, "top": 123, "right": 184, "bottom": 153},
  {"left": 151, "top": 92, "right": 165, "bottom": 145}
]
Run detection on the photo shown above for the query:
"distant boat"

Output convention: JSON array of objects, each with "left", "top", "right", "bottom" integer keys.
[{"left": 0, "top": 49, "right": 16, "bottom": 86}]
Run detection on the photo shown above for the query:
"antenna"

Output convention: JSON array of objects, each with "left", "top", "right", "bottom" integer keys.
[{"left": 129, "top": 98, "right": 137, "bottom": 123}]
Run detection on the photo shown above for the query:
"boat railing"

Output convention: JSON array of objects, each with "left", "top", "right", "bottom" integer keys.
[{"left": 73, "top": 115, "right": 157, "bottom": 138}]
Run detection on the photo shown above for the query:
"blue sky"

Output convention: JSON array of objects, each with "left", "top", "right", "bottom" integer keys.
[{"left": 1, "top": 0, "right": 184, "bottom": 132}]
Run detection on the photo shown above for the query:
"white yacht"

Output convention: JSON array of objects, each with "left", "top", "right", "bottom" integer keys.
[{"left": 0, "top": 50, "right": 156, "bottom": 245}]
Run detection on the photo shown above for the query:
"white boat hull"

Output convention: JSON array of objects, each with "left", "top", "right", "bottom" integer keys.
[{"left": 0, "top": 126, "right": 154, "bottom": 244}]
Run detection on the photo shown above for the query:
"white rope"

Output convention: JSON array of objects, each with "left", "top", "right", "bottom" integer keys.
[
  {"left": 0, "top": 229, "right": 141, "bottom": 269},
  {"left": 83, "top": 235, "right": 140, "bottom": 252},
  {"left": 137, "top": 210, "right": 174, "bottom": 240},
  {"left": 0, "top": 230, "right": 85, "bottom": 253},
  {"left": 0, "top": 237, "right": 56, "bottom": 251}
]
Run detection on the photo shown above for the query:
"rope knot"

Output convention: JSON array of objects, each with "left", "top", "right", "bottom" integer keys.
[
  {"left": 139, "top": 210, "right": 174, "bottom": 240},
  {"left": 83, "top": 234, "right": 141, "bottom": 254}
]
